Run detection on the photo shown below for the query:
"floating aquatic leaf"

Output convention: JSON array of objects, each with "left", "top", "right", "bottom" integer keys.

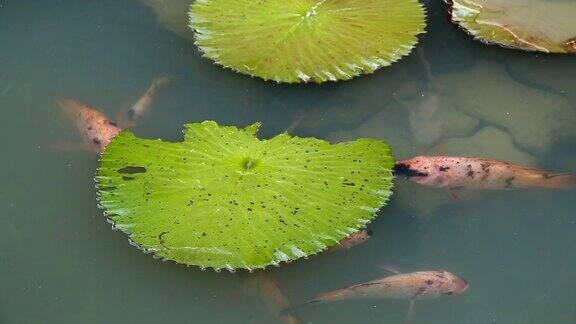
[
  {"left": 189, "top": 0, "right": 426, "bottom": 83},
  {"left": 448, "top": 0, "right": 576, "bottom": 53},
  {"left": 96, "top": 121, "right": 394, "bottom": 271}
]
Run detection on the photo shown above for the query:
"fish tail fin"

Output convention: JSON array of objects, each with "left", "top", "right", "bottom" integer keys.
[
  {"left": 125, "top": 76, "right": 172, "bottom": 124},
  {"left": 277, "top": 299, "right": 319, "bottom": 324},
  {"left": 150, "top": 75, "right": 172, "bottom": 92},
  {"left": 278, "top": 306, "right": 305, "bottom": 324},
  {"left": 254, "top": 272, "right": 303, "bottom": 324},
  {"left": 285, "top": 288, "right": 348, "bottom": 314},
  {"left": 299, "top": 288, "right": 347, "bottom": 306},
  {"left": 542, "top": 173, "right": 576, "bottom": 189}
]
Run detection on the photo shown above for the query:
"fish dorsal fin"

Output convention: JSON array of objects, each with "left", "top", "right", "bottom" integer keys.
[{"left": 480, "top": 159, "right": 543, "bottom": 172}]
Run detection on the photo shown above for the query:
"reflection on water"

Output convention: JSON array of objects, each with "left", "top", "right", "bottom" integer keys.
[{"left": 1, "top": 0, "right": 575, "bottom": 323}]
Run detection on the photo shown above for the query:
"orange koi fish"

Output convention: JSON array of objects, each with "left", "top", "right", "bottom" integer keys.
[
  {"left": 395, "top": 156, "right": 576, "bottom": 190},
  {"left": 57, "top": 99, "right": 121, "bottom": 153},
  {"left": 58, "top": 77, "right": 169, "bottom": 153}
]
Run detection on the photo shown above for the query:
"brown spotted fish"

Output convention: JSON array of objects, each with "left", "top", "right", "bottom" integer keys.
[
  {"left": 57, "top": 99, "right": 121, "bottom": 153},
  {"left": 307, "top": 270, "right": 467, "bottom": 304},
  {"left": 302, "top": 270, "right": 467, "bottom": 323},
  {"left": 327, "top": 229, "right": 372, "bottom": 252},
  {"left": 395, "top": 156, "right": 576, "bottom": 190},
  {"left": 58, "top": 77, "right": 169, "bottom": 154}
]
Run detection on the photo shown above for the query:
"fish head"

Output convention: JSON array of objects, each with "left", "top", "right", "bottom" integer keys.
[
  {"left": 57, "top": 98, "right": 121, "bottom": 153},
  {"left": 436, "top": 271, "right": 468, "bottom": 295},
  {"left": 332, "top": 229, "right": 372, "bottom": 251},
  {"left": 347, "top": 229, "right": 372, "bottom": 247},
  {"left": 352, "top": 229, "right": 372, "bottom": 242},
  {"left": 394, "top": 156, "right": 450, "bottom": 188}
]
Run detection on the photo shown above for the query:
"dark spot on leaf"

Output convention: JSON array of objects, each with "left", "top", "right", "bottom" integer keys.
[
  {"left": 158, "top": 231, "right": 168, "bottom": 243},
  {"left": 118, "top": 166, "right": 147, "bottom": 174}
]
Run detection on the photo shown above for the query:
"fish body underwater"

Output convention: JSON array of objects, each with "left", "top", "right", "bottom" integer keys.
[
  {"left": 57, "top": 99, "right": 121, "bottom": 153},
  {"left": 255, "top": 272, "right": 302, "bottom": 324},
  {"left": 395, "top": 156, "right": 576, "bottom": 190},
  {"left": 125, "top": 76, "right": 170, "bottom": 125},
  {"left": 308, "top": 270, "right": 468, "bottom": 304},
  {"left": 57, "top": 77, "right": 169, "bottom": 153}
]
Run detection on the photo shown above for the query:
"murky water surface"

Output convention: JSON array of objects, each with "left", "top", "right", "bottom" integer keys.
[{"left": 1, "top": 1, "right": 575, "bottom": 323}]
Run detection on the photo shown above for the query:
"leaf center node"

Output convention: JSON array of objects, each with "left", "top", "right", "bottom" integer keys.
[{"left": 242, "top": 157, "right": 259, "bottom": 172}]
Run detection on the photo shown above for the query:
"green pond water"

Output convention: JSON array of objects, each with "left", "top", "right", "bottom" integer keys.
[{"left": 1, "top": 0, "right": 576, "bottom": 323}]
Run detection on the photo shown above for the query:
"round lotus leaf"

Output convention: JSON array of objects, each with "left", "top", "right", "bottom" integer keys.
[
  {"left": 189, "top": 0, "right": 426, "bottom": 83},
  {"left": 96, "top": 121, "right": 394, "bottom": 271},
  {"left": 449, "top": 0, "right": 576, "bottom": 54}
]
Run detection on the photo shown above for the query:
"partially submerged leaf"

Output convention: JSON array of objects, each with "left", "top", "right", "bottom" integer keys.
[
  {"left": 189, "top": 0, "right": 426, "bottom": 83},
  {"left": 96, "top": 121, "right": 394, "bottom": 271},
  {"left": 448, "top": 0, "right": 576, "bottom": 53}
]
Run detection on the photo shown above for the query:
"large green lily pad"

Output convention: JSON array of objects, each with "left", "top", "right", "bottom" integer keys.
[
  {"left": 189, "top": 0, "right": 426, "bottom": 83},
  {"left": 96, "top": 121, "right": 394, "bottom": 271},
  {"left": 449, "top": 0, "right": 576, "bottom": 53}
]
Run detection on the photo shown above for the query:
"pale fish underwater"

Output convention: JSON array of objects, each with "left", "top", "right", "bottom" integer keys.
[{"left": 300, "top": 270, "right": 468, "bottom": 323}]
